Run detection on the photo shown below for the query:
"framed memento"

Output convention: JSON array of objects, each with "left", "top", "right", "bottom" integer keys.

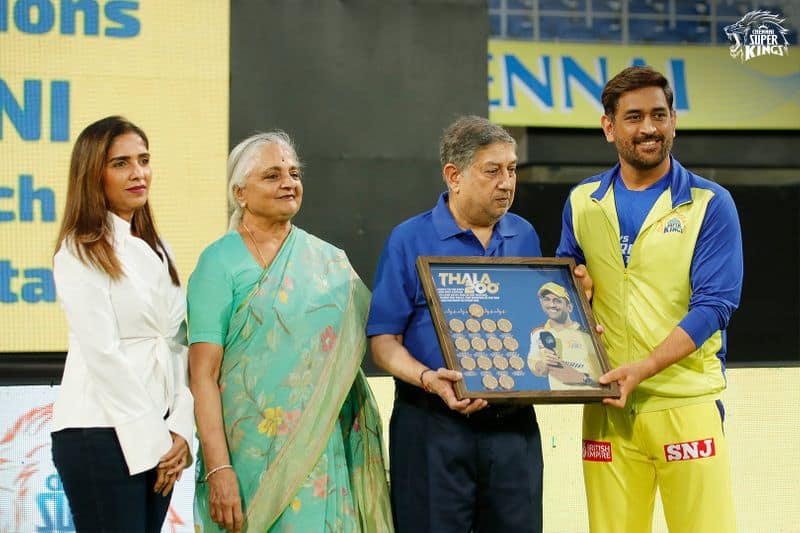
[{"left": 416, "top": 257, "right": 620, "bottom": 404}]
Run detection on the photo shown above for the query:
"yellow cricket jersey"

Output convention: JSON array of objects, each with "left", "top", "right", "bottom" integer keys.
[{"left": 557, "top": 158, "right": 743, "bottom": 413}]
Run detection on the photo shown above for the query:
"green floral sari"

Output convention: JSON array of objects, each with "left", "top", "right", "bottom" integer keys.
[{"left": 194, "top": 228, "right": 393, "bottom": 532}]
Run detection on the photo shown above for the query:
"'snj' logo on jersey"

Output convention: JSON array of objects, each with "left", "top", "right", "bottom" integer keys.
[{"left": 664, "top": 438, "right": 716, "bottom": 462}]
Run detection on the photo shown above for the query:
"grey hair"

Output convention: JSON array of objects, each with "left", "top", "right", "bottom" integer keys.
[
  {"left": 439, "top": 115, "right": 515, "bottom": 175},
  {"left": 226, "top": 131, "right": 300, "bottom": 230}
]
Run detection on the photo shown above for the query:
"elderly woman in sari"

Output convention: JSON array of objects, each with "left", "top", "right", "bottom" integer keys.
[{"left": 188, "top": 131, "right": 392, "bottom": 532}]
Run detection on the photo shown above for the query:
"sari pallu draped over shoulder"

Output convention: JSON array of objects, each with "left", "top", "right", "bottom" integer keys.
[{"left": 194, "top": 227, "right": 393, "bottom": 532}]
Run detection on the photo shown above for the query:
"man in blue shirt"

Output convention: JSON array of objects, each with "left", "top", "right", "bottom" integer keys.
[{"left": 367, "top": 116, "right": 544, "bottom": 532}]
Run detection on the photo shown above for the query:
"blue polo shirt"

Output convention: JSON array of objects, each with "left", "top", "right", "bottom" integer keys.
[{"left": 367, "top": 192, "right": 542, "bottom": 369}]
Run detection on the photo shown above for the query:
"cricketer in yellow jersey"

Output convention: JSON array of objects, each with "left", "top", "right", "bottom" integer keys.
[
  {"left": 527, "top": 282, "right": 602, "bottom": 390},
  {"left": 557, "top": 67, "right": 742, "bottom": 533}
]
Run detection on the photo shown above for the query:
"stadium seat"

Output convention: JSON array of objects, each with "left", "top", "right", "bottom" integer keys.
[
  {"left": 593, "top": 0, "right": 623, "bottom": 13},
  {"left": 539, "top": 0, "right": 587, "bottom": 11},
  {"left": 674, "top": 0, "right": 710, "bottom": 15},
  {"left": 508, "top": 13, "right": 534, "bottom": 38},
  {"left": 491, "top": 14, "right": 502, "bottom": 37},
  {"left": 629, "top": 18, "right": 676, "bottom": 43},
  {"left": 629, "top": 0, "right": 667, "bottom": 14},
  {"left": 716, "top": 0, "right": 751, "bottom": 17},
  {"left": 675, "top": 20, "right": 711, "bottom": 42},
  {"left": 591, "top": 17, "right": 623, "bottom": 41}
]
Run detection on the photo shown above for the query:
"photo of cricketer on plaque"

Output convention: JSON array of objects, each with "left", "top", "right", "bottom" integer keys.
[
  {"left": 529, "top": 281, "right": 603, "bottom": 390},
  {"left": 416, "top": 257, "right": 617, "bottom": 403}
]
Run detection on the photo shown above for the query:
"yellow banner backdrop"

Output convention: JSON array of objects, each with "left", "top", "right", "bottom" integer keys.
[
  {"left": 489, "top": 40, "right": 800, "bottom": 129},
  {"left": 0, "top": 1, "right": 229, "bottom": 352}
]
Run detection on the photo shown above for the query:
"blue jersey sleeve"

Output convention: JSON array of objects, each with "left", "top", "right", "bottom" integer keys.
[
  {"left": 678, "top": 188, "right": 743, "bottom": 347},
  {"left": 366, "top": 230, "right": 416, "bottom": 336},
  {"left": 556, "top": 193, "right": 586, "bottom": 264}
]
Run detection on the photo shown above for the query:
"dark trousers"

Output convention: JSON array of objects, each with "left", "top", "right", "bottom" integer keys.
[
  {"left": 51, "top": 428, "right": 171, "bottom": 533},
  {"left": 390, "top": 384, "right": 543, "bottom": 533}
]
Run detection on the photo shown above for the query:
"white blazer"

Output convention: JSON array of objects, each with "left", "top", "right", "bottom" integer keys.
[{"left": 52, "top": 213, "right": 194, "bottom": 475}]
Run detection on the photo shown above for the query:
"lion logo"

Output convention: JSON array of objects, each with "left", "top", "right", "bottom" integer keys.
[{"left": 724, "top": 10, "right": 791, "bottom": 61}]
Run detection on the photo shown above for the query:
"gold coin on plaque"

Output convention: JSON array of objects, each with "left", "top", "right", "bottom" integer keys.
[
  {"left": 465, "top": 318, "right": 481, "bottom": 333},
  {"left": 481, "top": 318, "right": 497, "bottom": 333},
  {"left": 448, "top": 318, "right": 465, "bottom": 333},
  {"left": 493, "top": 355, "right": 509, "bottom": 370},
  {"left": 468, "top": 303, "right": 485, "bottom": 318},
  {"left": 454, "top": 337, "right": 470, "bottom": 352},
  {"left": 460, "top": 356, "right": 477, "bottom": 371},
  {"left": 471, "top": 337, "right": 487, "bottom": 352},
  {"left": 482, "top": 374, "right": 499, "bottom": 390},
  {"left": 497, "top": 318, "right": 513, "bottom": 332},
  {"left": 503, "top": 336, "right": 519, "bottom": 352},
  {"left": 476, "top": 355, "right": 493, "bottom": 371},
  {"left": 486, "top": 336, "right": 503, "bottom": 352},
  {"left": 498, "top": 374, "right": 515, "bottom": 390},
  {"left": 508, "top": 354, "right": 525, "bottom": 370}
]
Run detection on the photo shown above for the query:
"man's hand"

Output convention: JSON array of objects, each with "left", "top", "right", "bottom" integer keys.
[
  {"left": 423, "top": 368, "right": 488, "bottom": 416},
  {"left": 598, "top": 360, "right": 654, "bottom": 408},
  {"left": 572, "top": 264, "right": 605, "bottom": 336},
  {"left": 531, "top": 359, "right": 549, "bottom": 376},
  {"left": 549, "top": 364, "right": 588, "bottom": 386},
  {"left": 541, "top": 347, "right": 563, "bottom": 368},
  {"left": 599, "top": 328, "right": 694, "bottom": 408},
  {"left": 573, "top": 264, "right": 594, "bottom": 301}
]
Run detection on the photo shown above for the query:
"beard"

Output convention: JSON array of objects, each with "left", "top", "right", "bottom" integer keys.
[
  {"left": 616, "top": 133, "right": 673, "bottom": 170},
  {"left": 546, "top": 310, "right": 569, "bottom": 324}
]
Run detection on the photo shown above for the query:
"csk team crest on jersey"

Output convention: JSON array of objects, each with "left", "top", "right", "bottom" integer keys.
[
  {"left": 656, "top": 213, "right": 687, "bottom": 234},
  {"left": 724, "top": 10, "right": 791, "bottom": 62}
]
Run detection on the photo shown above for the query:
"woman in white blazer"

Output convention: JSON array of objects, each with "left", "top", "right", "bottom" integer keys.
[{"left": 51, "top": 116, "right": 193, "bottom": 532}]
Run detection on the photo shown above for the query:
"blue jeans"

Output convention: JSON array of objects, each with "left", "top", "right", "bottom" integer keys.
[{"left": 51, "top": 428, "right": 171, "bottom": 532}]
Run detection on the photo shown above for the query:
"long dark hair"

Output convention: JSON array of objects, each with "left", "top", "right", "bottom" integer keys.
[{"left": 55, "top": 116, "right": 180, "bottom": 285}]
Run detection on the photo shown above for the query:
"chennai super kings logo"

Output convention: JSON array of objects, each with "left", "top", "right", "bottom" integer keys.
[
  {"left": 724, "top": 10, "right": 790, "bottom": 62},
  {"left": 655, "top": 212, "right": 687, "bottom": 235}
]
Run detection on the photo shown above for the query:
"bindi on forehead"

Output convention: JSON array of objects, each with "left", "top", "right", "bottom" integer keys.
[{"left": 271, "top": 147, "right": 295, "bottom": 164}]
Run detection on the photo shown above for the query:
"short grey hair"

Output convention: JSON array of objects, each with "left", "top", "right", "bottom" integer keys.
[
  {"left": 226, "top": 131, "right": 300, "bottom": 230},
  {"left": 439, "top": 115, "right": 515, "bottom": 172}
]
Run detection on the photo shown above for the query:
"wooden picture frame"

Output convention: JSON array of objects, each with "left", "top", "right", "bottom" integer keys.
[{"left": 416, "top": 256, "right": 620, "bottom": 404}]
